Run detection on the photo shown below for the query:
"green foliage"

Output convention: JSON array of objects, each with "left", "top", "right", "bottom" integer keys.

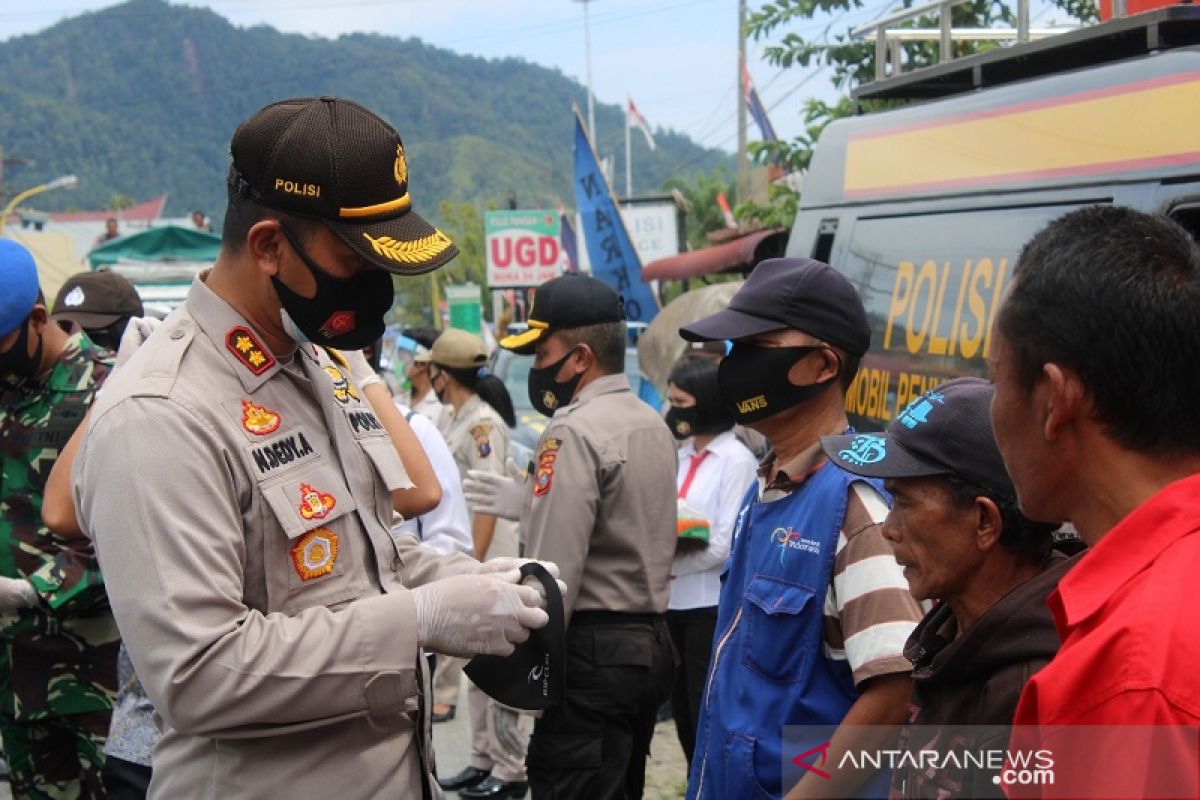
[
  {"left": 734, "top": 181, "right": 799, "bottom": 230},
  {"left": 0, "top": 0, "right": 731, "bottom": 225},
  {"left": 661, "top": 167, "right": 735, "bottom": 251},
  {"left": 106, "top": 193, "right": 133, "bottom": 211}
]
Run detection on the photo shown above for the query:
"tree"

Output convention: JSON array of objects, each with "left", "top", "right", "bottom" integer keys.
[
  {"left": 737, "top": 0, "right": 1098, "bottom": 225},
  {"left": 662, "top": 166, "right": 736, "bottom": 251}
]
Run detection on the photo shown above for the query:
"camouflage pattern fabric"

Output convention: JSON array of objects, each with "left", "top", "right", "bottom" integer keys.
[
  {"left": 0, "top": 331, "right": 120, "bottom": 793},
  {"left": 0, "top": 708, "right": 109, "bottom": 799}
]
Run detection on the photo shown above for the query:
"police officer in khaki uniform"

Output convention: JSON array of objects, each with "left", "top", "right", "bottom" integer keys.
[
  {"left": 420, "top": 329, "right": 530, "bottom": 799},
  {"left": 71, "top": 97, "right": 555, "bottom": 800},
  {"left": 470, "top": 274, "right": 677, "bottom": 800}
]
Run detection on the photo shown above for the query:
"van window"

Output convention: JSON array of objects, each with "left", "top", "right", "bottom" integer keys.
[
  {"left": 839, "top": 203, "right": 1097, "bottom": 430},
  {"left": 812, "top": 219, "right": 838, "bottom": 263},
  {"left": 1169, "top": 205, "right": 1200, "bottom": 243}
]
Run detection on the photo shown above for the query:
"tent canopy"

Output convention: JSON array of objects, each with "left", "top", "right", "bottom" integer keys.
[{"left": 88, "top": 225, "right": 221, "bottom": 268}]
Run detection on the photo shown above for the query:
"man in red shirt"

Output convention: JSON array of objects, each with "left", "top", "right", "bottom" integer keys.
[{"left": 990, "top": 205, "right": 1200, "bottom": 799}]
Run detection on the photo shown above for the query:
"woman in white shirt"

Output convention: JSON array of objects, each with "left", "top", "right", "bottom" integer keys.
[{"left": 664, "top": 356, "right": 758, "bottom": 768}]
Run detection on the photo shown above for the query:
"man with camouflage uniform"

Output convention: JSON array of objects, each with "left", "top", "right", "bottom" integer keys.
[{"left": 0, "top": 239, "right": 119, "bottom": 798}]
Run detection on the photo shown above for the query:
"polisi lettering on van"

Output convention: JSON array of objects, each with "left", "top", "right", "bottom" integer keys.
[
  {"left": 252, "top": 432, "right": 315, "bottom": 474},
  {"left": 883, "top": 258, "right": 1009, "bottom": 360}
]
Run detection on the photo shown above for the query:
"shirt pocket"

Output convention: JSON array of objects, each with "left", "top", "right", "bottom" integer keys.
[
  {"left": 258, "top": 459, "right": 364, "bottom": 608},
  {"left": 741, "top": 574, "right": 817, "bottom": 683}
]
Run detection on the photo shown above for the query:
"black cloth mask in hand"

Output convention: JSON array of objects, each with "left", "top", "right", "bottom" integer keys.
[
  {"left": 527, "top": 347, "right": 582, "bottom": 418},
  {"left": 717, "top": 343, "right": 837, "bottom": 424},
  {"left": 272, "top": 225, "right": 394, "bottom": 351},
  {"left": 0, "top": 318, "right": 43, "bottom": 389},
  {"left": 464, "top": 562, "right": 565, "bottom": 711}
]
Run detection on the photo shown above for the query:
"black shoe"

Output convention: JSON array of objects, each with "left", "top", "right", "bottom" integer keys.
[
  {"left": 432, "top": 704, "right": 457, "bottom": 723},
  {"left": 459, "top": 776, "right": 529, "bottom": 799},
  {"left": 437, "top": 766, "right": 489, "bottom": 791}
]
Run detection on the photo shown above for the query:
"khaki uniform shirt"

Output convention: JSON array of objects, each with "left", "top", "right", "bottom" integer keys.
[
  {"left": 521, "top": 373, "right": 677, "bottom": 621},
  {"left": 73, "top": 278, "right": 476, "bottom": 800},
  {"left": 441, "top": 395, "right": 519, "bottom": 559}
]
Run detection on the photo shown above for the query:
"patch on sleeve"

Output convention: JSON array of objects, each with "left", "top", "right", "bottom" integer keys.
[
  {"left": 323, "top": 365, "right": 361, "bottom": 405},
  {"left": 226, "top": 326, "right": 276, "bottom": 375},
  {"left": 291, "top": 527, "right": 339, "bottom": 581},
  {"left": 241, "top": 399, "right": 282, "bottom": 436},
  {"left": 470, "top": 423, "right": 493, "bottom": 458},
  {"left": 532, "top": 437, "right": 562, "bottom": 497}
]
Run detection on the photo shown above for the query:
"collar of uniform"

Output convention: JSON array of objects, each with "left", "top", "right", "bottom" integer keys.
[
  {"left": 1052, "top": 472, "right": 1200, "bottom": 631},
  {"left": 447, "top": 392, "right": 482, "bottom": 424},
  {"left": 186, "top": 277, "right": 284, "bottom": 394},
  {"left": 680, "top": 429, "right": 737, "bottom": 460},
  {"left": 564, "top": 372, "right": 630, "bottom": 411},
  {"left": 758, "top": 429, "right": 842, "bottom": 493}
]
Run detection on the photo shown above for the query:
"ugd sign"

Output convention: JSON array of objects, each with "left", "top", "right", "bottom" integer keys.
[{"left": 485, "top": 210, "right": 568, "bottom": 288}]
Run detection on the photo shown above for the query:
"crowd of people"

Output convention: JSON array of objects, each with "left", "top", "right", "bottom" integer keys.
[{"left": 0, "top": 95, "right": 1198, "bottom": 800}]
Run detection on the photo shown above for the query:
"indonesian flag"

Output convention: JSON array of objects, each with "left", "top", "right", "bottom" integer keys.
[{"left": 627, "top": 97, "right": 657, "bottom": 150}]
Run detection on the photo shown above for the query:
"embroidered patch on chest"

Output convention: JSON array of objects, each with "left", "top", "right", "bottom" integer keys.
[
  {"left": 241, "top": 399, "right": 281, "bottom": 436},
  {"left": 298, "top": 482, "right": 337, "bottom": 520},
  {"left": 291, "top": 527, "right": 339, "bottom": 580}
]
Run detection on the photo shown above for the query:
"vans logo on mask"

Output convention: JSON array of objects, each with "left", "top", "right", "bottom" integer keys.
[{"left": 737, "top": 395, "right": 768, "bottom": 414}]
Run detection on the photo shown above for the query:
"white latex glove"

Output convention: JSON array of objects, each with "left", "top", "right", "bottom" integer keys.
[
  {"left": 0, "top": 577, "right": 38, "bottom": 612},
  {"left": 114, "top": 316, "right": 161, "bottom": 370},
  {"left": 340, "top": 349, "right": 384, "bottom": 391},
  {"left": 493, "top": 703, "right": 529, "bottom": 759},
  {"left": 463, "top": 458, "right": 525, "bottom": 521},
  {"left": 475, "top": 558, "right": 566, "bottom": 602},
  {"left": 411, "top": 571, "right": 548, "bottom": 658}
]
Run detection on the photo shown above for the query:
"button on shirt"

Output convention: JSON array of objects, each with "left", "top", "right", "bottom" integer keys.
[
  {"left": 670, "top": 431, "right": 758, "bottom": 610},
  {"left": 73, "top": 278, "right": 477, "bottom": 799},
  {"left": 1010, "top": 473, "right": 1200, "bottom": 799}
]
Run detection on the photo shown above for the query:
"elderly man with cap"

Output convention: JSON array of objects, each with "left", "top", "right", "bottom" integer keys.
[
  {"left": 0, "top": 240, "right": 120, "bottom": 798},
  {"left": 50, "top": 270, "right": 145, "bottom": 353},
  {"left": 71, "top": 97, "right": 558, "bottom": 799},
  {"left": 679, "top": 258, "right": 923, "bottom": 800},
  {"left": 820, "top": 378, "right": 1080, "bottom": 798},
  {"left": 467, "top": 273, "right": 677, "bottom": 799}
]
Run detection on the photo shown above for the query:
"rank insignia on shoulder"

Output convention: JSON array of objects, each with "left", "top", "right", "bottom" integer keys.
[
  {"left": 532, "top": 436, "right": 562, "bottom": 498},
  {"left": 323, "top": 365, "right": 360, "bottom": 405},
  {"left": 226, "top": 327, "right": 276, "bottom": 375},
  {"left": 471, "top": 423, "right": 493, "bottom": 458},
  {"left": 298, "top": 482, "right": 337, "bottom": 521},
  {"left": 291, "top": 527, "right": 339, "bottom": 581},
  {"left": 241, "top": 399, "right": 281, "bottom": 436}
]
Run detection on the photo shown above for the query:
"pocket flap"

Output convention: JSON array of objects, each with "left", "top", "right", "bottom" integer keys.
[
  {"left": 260, "top": 461, "right": 357, "bottom": 540},
  {"left": 744, "top": 575, "right": 816, "bottom": 617},
  {"left": 358, "top": 436, "right": 414, "bottom": 494}
]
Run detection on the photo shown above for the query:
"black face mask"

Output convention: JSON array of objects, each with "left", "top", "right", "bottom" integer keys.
[
  {"left": 430, "top": 368, "right": 448, "bottom": 404},
  {"left": 0, "top": 318, "right": 43, "bottom": 389},
  {"left": 273, "top": 225, "right": 394, "bottom": 350},
  {"left": 717, "top": 343, "right": 837, "bottom": 424},
  {"left": 464, "top": 562, "right": 565, "bottom": 710},
  {"left": 528, "top": 347, "right": 582, "bottom": 418}
]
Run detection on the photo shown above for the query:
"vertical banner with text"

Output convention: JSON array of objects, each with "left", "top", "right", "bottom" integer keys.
[{"left": 573, "top": 111, "right": 660, "bottom": 323}]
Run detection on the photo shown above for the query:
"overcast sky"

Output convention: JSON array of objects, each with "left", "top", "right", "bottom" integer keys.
[{"left": 0, "top": 0, "right": 897, "bottom": 152}]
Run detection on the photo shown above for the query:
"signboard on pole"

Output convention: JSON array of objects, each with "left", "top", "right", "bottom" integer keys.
[
  {"left": 446, "top": 283, "right": 482, "bottom": 335},
  {"left": 575, "top": 199, "right": 683, "bottom": 273},
  {"left": 485, "top": 210, "right": 568, "bottom": 288}
]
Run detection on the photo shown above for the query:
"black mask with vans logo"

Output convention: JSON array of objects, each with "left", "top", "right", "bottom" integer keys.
[
  {"left": 527, "top": 348, "right": 582, "bottom": 418},
  {"left": 717, "top": 343, "right": 836, "bottom": 424},
  {"left": 464, "top": 562, "right": 565, "bottom": 711},
  {"left": 273, "top": 225, "right": 394, "bottom": 351}
]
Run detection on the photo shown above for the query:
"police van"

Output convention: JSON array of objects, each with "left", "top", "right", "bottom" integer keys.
[{"left": 785, "top": 6, "right": 1200, "bottom": 430}]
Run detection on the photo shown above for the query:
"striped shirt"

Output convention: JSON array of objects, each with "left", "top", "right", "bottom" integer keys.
[{"left": 761, "top": 439, "right": 922, "bottom": 686}]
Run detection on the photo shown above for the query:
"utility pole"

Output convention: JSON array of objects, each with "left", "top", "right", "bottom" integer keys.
[
  {"left": 575, "top": 0, "right": 597, "bottom": 142},
  {"left": 736, "top": 0, "right": 750, "bottom": 205}
]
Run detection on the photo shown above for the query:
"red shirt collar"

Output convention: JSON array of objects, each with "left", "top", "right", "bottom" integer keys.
[{"left": 1052, "top": 472, "right": 1200, "bottom": 630}]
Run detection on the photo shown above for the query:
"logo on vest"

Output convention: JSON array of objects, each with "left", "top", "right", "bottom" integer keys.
[{"left": 772, "top": 527, "right": 821, "bottom": 565}]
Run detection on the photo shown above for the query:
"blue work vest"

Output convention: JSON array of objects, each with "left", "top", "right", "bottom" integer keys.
[{"left": 686, "top": 461, "right": 887, "bottom": 800}]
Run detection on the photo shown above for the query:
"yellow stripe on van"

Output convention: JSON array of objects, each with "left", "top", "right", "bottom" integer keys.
[{"left": 845, "top": 73, "right": 1200, "bottom": 197}]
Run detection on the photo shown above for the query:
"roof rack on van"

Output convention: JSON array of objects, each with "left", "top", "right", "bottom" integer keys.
[{"left": 852, "top": 4, "right": 1200, "bottom": 107}]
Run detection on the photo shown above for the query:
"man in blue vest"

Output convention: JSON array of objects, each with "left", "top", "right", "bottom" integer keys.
[{"left": 680, "top": 258, "right": 923, "bottom": 799}]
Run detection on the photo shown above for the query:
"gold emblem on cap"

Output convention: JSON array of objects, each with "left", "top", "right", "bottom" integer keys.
[
  {"left": 363, "top": 230, "right": 454, "bottom": 265},
  {"left": 394, "top": 145, "right": 407, "bottom": 186}
]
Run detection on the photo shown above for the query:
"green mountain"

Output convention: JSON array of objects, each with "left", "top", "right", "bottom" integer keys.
[{"left": 0, "top": 0, "right": 730, "bottom": 226}]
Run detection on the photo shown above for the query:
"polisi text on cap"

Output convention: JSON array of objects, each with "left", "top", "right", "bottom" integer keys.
[{"left": 275, "top": 178, "right": 321, "bottom": 198}]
